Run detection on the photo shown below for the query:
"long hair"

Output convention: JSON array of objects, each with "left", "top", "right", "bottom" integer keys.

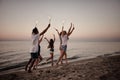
[
  {"left": 32, "top": 27, "right": 39, "bottom": 34},
  {"left": 49, "top": 39, "right": 54, "bottom": 48},
  {"left": 60, "top": 32, "right": 62, "bottom": 36},
  {"left": 61, "top": 31, "right": 67, "bottom": 36}
]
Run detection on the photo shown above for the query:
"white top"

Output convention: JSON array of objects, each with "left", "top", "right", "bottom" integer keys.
[
  {"left": 30, "top": 34, "right": 39, "bottom": 53},
  {"left": 61, "top": 34, "right": 68, "bottom": 45}
]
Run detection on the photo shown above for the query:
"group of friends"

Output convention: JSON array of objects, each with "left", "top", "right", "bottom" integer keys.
[{"left": 25, "top": 22, "right": 75, "bottom": 73}]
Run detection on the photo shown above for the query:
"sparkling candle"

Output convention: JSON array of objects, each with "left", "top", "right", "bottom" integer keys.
[
  {"left": 35, "top": 20, "right": 38, "bottom": 27},
  {"left": 48, "top": 16, "right": 51, "bottom": 23},
  {"left": 62, "top": 20, "right": 65, "bottom": 27}
]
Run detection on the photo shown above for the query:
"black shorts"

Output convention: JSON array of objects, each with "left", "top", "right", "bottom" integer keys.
[
  {"left": 31, "top": 52, "right": 38, "bottom": 59},
  {"left": 49, "top": 48, "right": 54, "bottom": 53}
]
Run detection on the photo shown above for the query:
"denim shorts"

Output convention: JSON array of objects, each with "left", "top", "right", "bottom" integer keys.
[{"left": 61, "top": 45, "right": 67, "bottom": 52}]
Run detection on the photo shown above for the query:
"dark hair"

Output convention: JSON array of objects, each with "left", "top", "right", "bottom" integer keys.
[
  {"left": 60, "top": 32, "right": 62, "bottom": 36},
  {"left": 61, "top": 31, "right": 67, "bottom": 36},
  {"left": 63, "top": 31, "right": 67, "bottom": 34},
  {"left": 32, "top": 27, "right": 39, "bottom": 34},
  {"left": 49, "top": 39, "right": 54, "bottom": 48}
]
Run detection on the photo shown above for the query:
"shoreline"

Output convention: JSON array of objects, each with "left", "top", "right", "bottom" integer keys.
[
  {"left": 0, "top": 52, "right": 120, "bottom": 80},
  {"left": 0, "top": 55, "right": 81, "bottom": 74}
]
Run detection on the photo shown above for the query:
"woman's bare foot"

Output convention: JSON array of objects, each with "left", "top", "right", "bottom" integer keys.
[{"left": 28, "top": 69, "right": 32, "bottom": 73}]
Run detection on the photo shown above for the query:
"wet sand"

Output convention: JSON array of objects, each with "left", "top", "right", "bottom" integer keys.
[{"left": 0, "top": 52, "right": 120, "bottom": 80}]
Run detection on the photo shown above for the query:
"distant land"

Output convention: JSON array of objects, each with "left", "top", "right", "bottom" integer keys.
[{"left": 0, "top": 38, "right": 120, "bottom": 42}]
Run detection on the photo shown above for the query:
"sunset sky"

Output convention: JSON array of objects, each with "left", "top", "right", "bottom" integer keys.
[{"left": 0, "top": 0, "right": 120, "bottom": 41}]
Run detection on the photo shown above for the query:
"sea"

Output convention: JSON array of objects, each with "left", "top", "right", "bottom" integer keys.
[{"left": 0, "top": 40, "right": 120, "bottom": 71}]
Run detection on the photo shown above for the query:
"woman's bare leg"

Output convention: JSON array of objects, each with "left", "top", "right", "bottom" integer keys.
[
  {"left": 51, "top": 53, "right": 54, "bottom": 66},
  {"left": 56, "top": 50, "right": 64, "bottom": 65},
  {"left": 39, "top": 55, "right": 43, "bottom": 62},
  {"left": 64, "top": 52, "right": 68, "bottom": 64}
]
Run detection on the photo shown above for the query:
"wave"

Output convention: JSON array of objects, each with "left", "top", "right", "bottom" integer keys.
[{"left": 0, "top": 51, "right": 16, "bottom": 54}]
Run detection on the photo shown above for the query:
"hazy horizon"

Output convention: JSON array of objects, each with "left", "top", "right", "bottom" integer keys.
[{"left": 0, "top": 0, "right": 120, "bottom": 41}]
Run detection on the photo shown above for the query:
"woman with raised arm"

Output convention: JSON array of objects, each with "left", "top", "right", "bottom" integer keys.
[
  {"left": 55, "top": 26, "right": 64, "bottom": 64},
  {"left": 44, "top": 34, "right": 55, "bottom": 66},
  {"left": 25, "top": 23, "right": 50, "bottom": 73},
  {"left": 55, "top": 23, "right": 75, "bottom": 65}
]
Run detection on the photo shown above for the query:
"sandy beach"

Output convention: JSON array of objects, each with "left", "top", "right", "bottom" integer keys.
[{"left": 0, "top": 52, "right": 120, "bottom": 80}]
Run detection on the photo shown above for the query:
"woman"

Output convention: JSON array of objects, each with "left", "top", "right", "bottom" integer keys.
[
  {"left": 44, "top": 34, "right": 55, "bottom": 66},
  {"left": 55, "top": 23, "right": 75, "bottom": 65}
]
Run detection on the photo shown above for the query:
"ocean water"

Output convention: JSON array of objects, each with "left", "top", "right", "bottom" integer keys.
[{"left": 0, "top": 40, "right": 120, "bottom": 69}]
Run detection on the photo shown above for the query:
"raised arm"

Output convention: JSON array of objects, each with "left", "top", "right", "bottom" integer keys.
[
  {"left": 68, "top": 24, "right": 75, "bottom": 36},
  {"left": 54, "top": 28, "right": 59, "bottom": 35},
  {"left": 54, "top": 28, "right": 62, "bottom": 44},
  {"left": 68, "top": 23, "right": 72, "bottom": 34},
  {"left": 62, "top": 26, "right": 64, "bottom": 32},
  {"left": 53, "top": 34, "right": 55, "bottom": 42},
  {"left": 44, "top": 37, "right": 49, "bottom": 43},
  {"left": 38, "top": 35, "right": 44, "bottom": 44},
  {"left": 40, "top": 24, "right": 50, "bottom": 36}
]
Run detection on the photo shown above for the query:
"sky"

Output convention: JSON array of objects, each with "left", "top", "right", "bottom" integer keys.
[{"left": 0, "top": 0, "right": 120, "bottom": 41}]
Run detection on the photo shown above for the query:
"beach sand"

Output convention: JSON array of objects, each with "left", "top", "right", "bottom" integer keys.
[{"left": 0, "top": 52, "right": 120, "bottom": 80}]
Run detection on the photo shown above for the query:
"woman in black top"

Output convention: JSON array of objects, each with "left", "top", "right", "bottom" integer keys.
[{"left": 44, "top": 34, "right": 55, "bottom": 66}]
